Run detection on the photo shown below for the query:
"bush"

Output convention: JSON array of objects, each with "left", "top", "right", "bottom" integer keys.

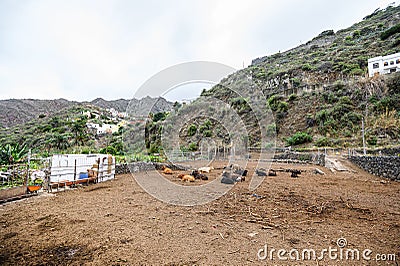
[
  {"left": 153, "top": 112, "right": 168, "bottom": 123},
  {"left": 301, "top": 63, "right": 314, "bottom": 71},
  {"left": 264, "top": 142, "right": 274, "bottom": 149},
  {"left": 315, "top": 137, "right": 331, "bottom": 147},
  {"left": 148, "top": 143, "right": 160, "bottom": 154},
  {"left": 367, "top": 136, "right": 378, "bottom": 146},
  {"left": 290, "top": 78, "right": 301, "bottom": 87},
  {"left": 267, "top": 95, "right": 288, "bottom": 113},
  {"left": 316, "top": 109, "right": 330, "bottom": 125},
  {"left": 380, "top": 23, "right": 400, "bottom": 40},
  {"left": 349, "top": 68, "right": 364, "bottom": 76},
  {"left": 199, "top": 119, "right": 212, "bottom": 134},
  {"left": 187, "top": 124, "right": 197, "bottom": 136},
  {"left": 277, "top": 101, "right": 289, "bottom": 112},
  {"left": 352, "top": 30, "right": 361, "bottom": 38},
  {"left": 341, "top": 111, "right": 362, "bottom": 125},
  {"left": 266, "top": 123, "right": 276, "bottom": 137},
  {"left": 203, "top": 130, "right": 212, "bottom": 137},
  {"left": 267, "top": 95, "right": 280, "bottom": 111},
  {"left": 288, "top": 94, "right": 298, "bottom": 102},
  {"left": 286, "top": 132, "right": 313, "bottom": 146},
  {"left": 188, "top": 142, "right": 198, "bottom": 151}
]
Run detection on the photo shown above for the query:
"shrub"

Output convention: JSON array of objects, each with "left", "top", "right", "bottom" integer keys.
[
  {"left": 341, "top": 111, "right": 362, "bottom": 125},
  {"left": 277, "top": 101, "right": 289, "bottom": 112},
  {"left": 315, "top": 137, "right": 331, "bottom": 147},
  {"left": 266, "top": 123, "right": 276, "bottom": 137},
  {"left": 301, "top": 63, "right": 314, "bottom": 71},
  {"left": 286, "top": 132, "right": 313, "bottom": 146},
  {"left": 349, "top": 68, "right": 364, "bottom": 76},
  {"left": 153, "top": 112, "right": 168, "bottom": 122},
  {"left": 180, "top": 145, "right": 188, "bottom": 152},
  {"left": 380, "top": 23, "right": 400, "bottom": 40},
  {"left": 199, "top": 119, "right": 212, "bottom": 134},
  {"left": 352, "top": 30, "right": 361, "bottom": 38},
  {"left": 148, "top": 143, "right": 160, "bottom": 154},
  {"left": 338, "top": 96, "right": 352, "bottom": 106},
  {"left": 316, "top": 109, "right": 330, "bottom": 125},
  {"left": 203, "top": 130, "right": 212, "bottom": 137},
  {"left": 267, "top": 95, "right": 280, "bottom": 111},
  {"left": 187, "top": 124, "right": 197, "bottom": 136},
  {"left": 288, "top": 93, "right": 298, "bottom": 102},
  {"left": 290, "top": 78, "right": 301, "bottom": 87},
  {"left": 367, "top": 136, "right": 378, "bottom": 146},
  {"left": 230, "top": 97, "right": 247, "bottom": 107},
  {"left": 267, "top": 95, "right": 288, "bottom": 113},
  {"left": 188, "top": 142, "right": 198, "bottom": 151},
  {"left": 264, "top": 142, "right": 274, "bottom": 149}
]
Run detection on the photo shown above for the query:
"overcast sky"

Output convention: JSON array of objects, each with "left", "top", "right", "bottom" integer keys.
[{"left": 0, "top": 0, "right": 397, "bottom": 101}]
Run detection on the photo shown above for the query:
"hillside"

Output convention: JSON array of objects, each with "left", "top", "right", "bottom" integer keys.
[
  {"left": 0, "top": 97, "right": 173, "bottom": 159},
  {"left": 0, "top": 99, "right": 77, "bottom": 129},
  {"left": 0, "top": 97, "right": 173, "bottom": 128},
  {"left": 139, "top": 5, "right": 400, "bottom": 153},
  {"left": 194, "top": 5, "right": 400, "bottom": 149}
]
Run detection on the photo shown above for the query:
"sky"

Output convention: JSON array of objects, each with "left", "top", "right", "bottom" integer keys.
[{"left": 0, "top": 0, "right": 398, "bottom": 102}]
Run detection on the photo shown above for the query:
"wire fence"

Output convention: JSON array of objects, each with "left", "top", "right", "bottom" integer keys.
[
  {"left": 49, "top": 154, "right": 115, "bottom": 191},
  {"left": 0, "top": 154, "right": 116, "bottom": 202}
]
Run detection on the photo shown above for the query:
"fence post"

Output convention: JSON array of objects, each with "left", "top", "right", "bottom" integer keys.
[
  {"left": 25, "top": 162, "right": 29, "bottom": 195},
  {"left": 96, "top": 158, "right": 100, "bottom": 183},
  {"left": 74, "top": 159, "right": 77, "bottom": 185}
]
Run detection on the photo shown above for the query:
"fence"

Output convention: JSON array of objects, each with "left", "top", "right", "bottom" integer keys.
[
  {"left": 0, "top": 158, "right": 50, "bottom": 202},
  {"left": 165, "top": 147, "right": 250, "bottom": 164},
  {"left": 49, "top": 154, "right": 115, "bottom": 191},
  {"left": 0, "top": 154, "right": 116, "bottom": 202}
]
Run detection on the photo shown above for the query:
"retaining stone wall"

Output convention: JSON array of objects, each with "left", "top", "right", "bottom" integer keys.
[{"left": 350, "top": 156, "right": 400, "bottom": 181}]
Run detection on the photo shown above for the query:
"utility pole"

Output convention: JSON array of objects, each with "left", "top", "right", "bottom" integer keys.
[{"left": 362, "top": 118, "right": 366, "bottom": 155}]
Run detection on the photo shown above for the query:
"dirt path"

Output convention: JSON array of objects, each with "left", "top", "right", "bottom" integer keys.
[{"left": 0, "top": 161, "right": 399, "bottom": 265}]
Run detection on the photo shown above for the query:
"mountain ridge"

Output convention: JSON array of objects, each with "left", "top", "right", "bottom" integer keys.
[{"left": 0, "top": 97, "right": 173, "bottom": 128}]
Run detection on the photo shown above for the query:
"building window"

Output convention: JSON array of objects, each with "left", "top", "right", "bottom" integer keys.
[
  {"left": 384, "top": 62, "right": 389, "bottom": 66},
  {"left": 373, "top": 63, "right": 379, "bottom": 69},
  {"left": 396, "top": 59, "right": 400, "bottom": 64},
  {"left": 390, "top": 61, "right": 394, "bottom": 65}
]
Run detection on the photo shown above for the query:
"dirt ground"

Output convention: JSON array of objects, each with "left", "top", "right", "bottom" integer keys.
[{"left": 0, "top": 160, "right": 399, "bottom": 266}]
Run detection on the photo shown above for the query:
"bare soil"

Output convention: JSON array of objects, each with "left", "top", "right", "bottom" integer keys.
[{"left": 0, "top": 160, "right": 399, "bottom": 265}]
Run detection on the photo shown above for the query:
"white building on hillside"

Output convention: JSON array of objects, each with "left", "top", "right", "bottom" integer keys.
[
  {"left": 87, "top": 123, "right": 119, "bottom": 135},
  {"left": 368, "top": 52, "right": 400, "bottom": 77}
]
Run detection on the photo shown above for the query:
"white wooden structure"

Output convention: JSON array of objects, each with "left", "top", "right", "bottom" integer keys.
[
  {"left": 368, "top": 52, "right": 400, "bottom": 77},
  {"left": 50, "top": 154, "right": 115, "bottom": 184}
]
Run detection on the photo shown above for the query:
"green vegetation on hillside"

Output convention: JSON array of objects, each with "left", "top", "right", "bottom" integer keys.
[{"left": 201, "top": 5, "right": 400, "bottom": 148}]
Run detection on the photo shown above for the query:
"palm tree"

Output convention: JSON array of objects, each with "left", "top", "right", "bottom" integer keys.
[
  {"left": 71, "top": 116, "right": 89, "bottom": 146},
  {"left": 49, "top": 133, "right": 71, "bottom": 150}
]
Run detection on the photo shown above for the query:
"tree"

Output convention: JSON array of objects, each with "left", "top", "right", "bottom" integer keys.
[
  {"left": 71, "top": 116, "right": 88, "bottom": 146},
  {"left": 49, "top": 133, "right": 71, "bottom": 150}
]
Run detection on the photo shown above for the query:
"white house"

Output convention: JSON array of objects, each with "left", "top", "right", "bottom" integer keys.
[
  {"left": 87, "top": 123, "right": 119, "bottom": 135},
  {"left": 368, "top": 52, "right": 400, "bottom": 77}
]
